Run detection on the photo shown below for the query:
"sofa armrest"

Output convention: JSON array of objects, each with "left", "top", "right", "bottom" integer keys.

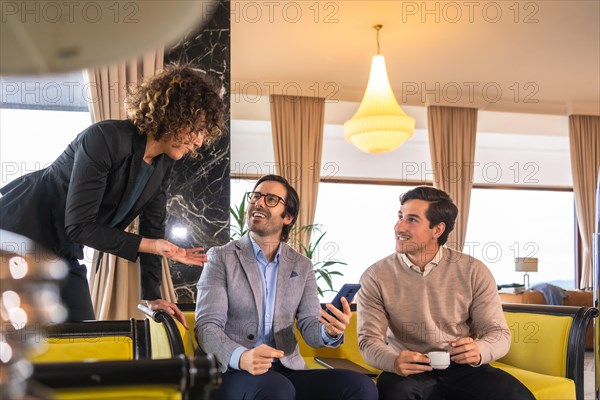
[
  {"left": 500, "top": 303, "right": 598, "bottom": 400},
  {"left": 563, "top": 290, "right": 593, "bottom": 307},
  {"left": 32, "top": 355, "right": 219, "bottom": 399},
  {"left": 138, "top": 304, "right": 189, "bottom": 358}
]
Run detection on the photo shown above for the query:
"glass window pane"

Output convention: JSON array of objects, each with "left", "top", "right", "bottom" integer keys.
[
  {"left": 231, "top": 180, "right": 415, "bottom": 300},
  {"left": 232, "top": 182, "right": 576, "bottom": 297},
  {"left": 1, "top": 109, "right": 92, "bottom": 186},
  {"left": 313, "top": 183, "right": 416, "bottom": 300},
  {"left": 1, "top": 107, "right": 93, "bottom": 273},
  {"left": 464, "top": 188, "right": 575, "bottom": 288}
]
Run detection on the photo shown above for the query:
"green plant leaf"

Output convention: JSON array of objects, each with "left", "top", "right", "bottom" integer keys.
[
  {"left": 320, "top": 272, "right": 334, "bottom": 290},
  {"left": 230, "top": 194, "right": 248, "bottom": 240},
  {"left": 320, "top": 261, "right": 347, "bottom": 268}
]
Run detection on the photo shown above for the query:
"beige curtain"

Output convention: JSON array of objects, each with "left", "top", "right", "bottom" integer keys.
[
  {"left": 568, "top": 115, "right": 600, "bottom": 289},
  {"left": 270, "top": 95, "right": 325, "bottom": 249},
  {"left": 89, "top": 221, "right": 177, "bottom": 320},
  {"left": 86, "top": 49, "right": 177, "bottom": 320},
  {"left": 87, "top": 50, "right": 164, "bottom": 121},
  {"left": 427, "top": 106, "right": 478, "bottom": 252}
]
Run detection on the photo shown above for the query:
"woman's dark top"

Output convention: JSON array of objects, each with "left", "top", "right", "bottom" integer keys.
[{"left": 0, "top": 120, "right": 174, "bottom": 299}]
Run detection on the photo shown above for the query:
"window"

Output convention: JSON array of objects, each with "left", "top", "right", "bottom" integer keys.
[
  {"left": 230, "top": 105, "right": 576, "bottom": 293},
  {"left": 231, "top": 179, "right": 412, "bottom": 300},
  {"left": 464, "top": 188, "right": 575, "bottom": 288},
  {"left": 313, "top": 183, "right": 416, "bottom": 299},
  {"left": 1, "top": 72, "right": 94, "bottom": 269},
  {"left": 1, "top": 71, "right": 92, "bottom": 187},
  {"left": 1, "top": 109, "right": 92, "bottom": 187}
]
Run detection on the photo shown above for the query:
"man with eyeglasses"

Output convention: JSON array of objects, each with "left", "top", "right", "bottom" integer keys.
[{"left": 195, "top": 175, "right": 377, "bottom": 400}]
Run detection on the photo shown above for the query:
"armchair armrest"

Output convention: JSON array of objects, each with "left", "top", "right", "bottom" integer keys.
[
  {"left": 138, "top": 304, "right": 186, "bottom": 357},
  {"left": 33, "top": 354, "right": 219, "bottom": 399}
]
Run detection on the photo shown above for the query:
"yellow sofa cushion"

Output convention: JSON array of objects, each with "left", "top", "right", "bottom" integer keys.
[
  {"left": 499, "top": 311, "right": 571, "bottom": 377},
  {"left": 296, "top": 313, "right": 381, "bottom": 376},
  {"left": 181, "top": 312, "right": 197, "bottom": 357},
  {"left": 51, "top": 385, "right": 181, "bottom": 399},
  {"left": 493, "top": 361, "right": 575, "bottom": 400},
  {"left": 148, "top": 317, "right": 175, "bottom": 359},
  {"left": 300, "top": 356, "right": 575, "bottom": 400},
  {"left": 29, "top": 337, "right": 134, "bottom": 363},
  {"left": 296, "top": 310, "right": 576, "bottom": 400}
]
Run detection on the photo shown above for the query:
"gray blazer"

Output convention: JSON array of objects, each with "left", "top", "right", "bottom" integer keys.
[{"left": 195, "top": 233, "right": 328, "bottom": 373}]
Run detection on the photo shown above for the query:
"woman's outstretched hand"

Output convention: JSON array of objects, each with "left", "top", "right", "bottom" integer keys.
[
  {"left": 169, "top": 246, "right": 207, "bottom": 266},
  {"left": 140, "top": 238, "right": 207, "bottom": 266}
]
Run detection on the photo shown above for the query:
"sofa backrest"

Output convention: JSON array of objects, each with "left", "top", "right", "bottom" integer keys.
[
  {"left": 28, "top": 319, "right": 149, "bottom": 363},
  {"left": 499, "top": 310, "right": 571, "bottom": 377}
]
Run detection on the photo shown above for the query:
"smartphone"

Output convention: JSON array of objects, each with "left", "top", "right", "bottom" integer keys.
[{"left": 326, "top": 284, "right": 361, "bottom": 317}]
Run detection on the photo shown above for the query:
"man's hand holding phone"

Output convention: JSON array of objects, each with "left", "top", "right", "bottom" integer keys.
[
  {"left": 319, "top": 297, "right": 351, "bottom": 338},
  {"left": 318, "top": 284, "right": 361, "bottom": 338}
]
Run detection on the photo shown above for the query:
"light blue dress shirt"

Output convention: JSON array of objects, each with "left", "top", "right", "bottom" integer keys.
[{"left": 229, "top": 235, "right": 342, "bottom": 370}]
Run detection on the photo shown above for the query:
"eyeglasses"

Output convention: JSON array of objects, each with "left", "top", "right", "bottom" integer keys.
[{"left": 246, "top": 191, "right": 286, "bottom": 208}]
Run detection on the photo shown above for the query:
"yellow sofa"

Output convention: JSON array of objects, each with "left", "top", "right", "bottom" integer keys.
[
  {"left": 499, "top": 289, "right": 595, "bottom": 350},
  {"left": 179, "top": 302, "right": 597, "bottom": 399},
  {"left": 495, "top": 303, "right": 597, "bottom": 400},
  {"left": 28, "top": 319, "right": 151, "bottom": 363},
  {"left": 33, "top": 357, "right": 193, "bottom": 400},
  {"left": 27, "top": 318, "right": 185, "bottom": 399},
  {"left": 27, "top": 313, "right": 218, "bottom": 400},
  {"left": 297, "top": 303, "right": 597, "bottom": 400}
]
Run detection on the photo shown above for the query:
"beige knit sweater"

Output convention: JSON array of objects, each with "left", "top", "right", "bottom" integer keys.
[{"left": 357, "top": 248, "right": 510, "bottom": 373}]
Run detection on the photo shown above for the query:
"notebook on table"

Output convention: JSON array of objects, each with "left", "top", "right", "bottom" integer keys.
[{"left": 314, "top": 357, "right": 378, "bottom": 377}]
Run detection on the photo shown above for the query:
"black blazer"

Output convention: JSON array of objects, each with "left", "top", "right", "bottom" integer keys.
[{"left": 0, "top": 120, "right": 174, "bottom": 299}]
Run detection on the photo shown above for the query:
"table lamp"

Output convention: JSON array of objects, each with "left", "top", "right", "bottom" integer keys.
[{"left": 515, "top": 257, "right": 538, "bottom": 290}]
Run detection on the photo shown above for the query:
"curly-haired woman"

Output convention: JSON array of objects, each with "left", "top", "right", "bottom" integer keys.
[{"left": 0, "top": 64, "right": 225, "bottom": 324}]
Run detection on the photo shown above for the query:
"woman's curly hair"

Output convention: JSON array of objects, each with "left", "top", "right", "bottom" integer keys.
[{"left": 125, "top": 64, "right": 225, "bottom": 157}]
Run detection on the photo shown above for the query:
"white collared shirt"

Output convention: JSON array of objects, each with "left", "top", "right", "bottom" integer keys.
[{"left": 401, "top": 247, "right": 444, "bottom": 277}]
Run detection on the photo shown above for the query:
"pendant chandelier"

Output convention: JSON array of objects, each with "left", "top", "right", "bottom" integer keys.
[{"left": 344, "top": 25, "right": 415, "bottom": 153}]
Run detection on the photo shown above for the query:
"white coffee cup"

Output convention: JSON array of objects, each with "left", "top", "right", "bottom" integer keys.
[{"left": 427, "top": 351, "right": 450, "bottom": 369}]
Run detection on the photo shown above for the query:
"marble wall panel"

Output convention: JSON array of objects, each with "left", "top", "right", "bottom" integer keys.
[{"left": 164, "top": 0, "right": 230, "bottom": 303}]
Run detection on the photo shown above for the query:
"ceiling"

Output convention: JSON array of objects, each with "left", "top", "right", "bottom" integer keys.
[{"left": 231, "top": 0, "right": 600, "bottom": 118}]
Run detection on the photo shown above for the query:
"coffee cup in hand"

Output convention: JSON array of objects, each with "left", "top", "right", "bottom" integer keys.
[{"left": 427, "top": 351, "right": 450, "bottom": 369}]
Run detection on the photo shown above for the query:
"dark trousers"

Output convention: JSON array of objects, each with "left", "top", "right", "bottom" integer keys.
[
  {"left": 215, "top": 362, "right": 378, "bottom": 400},
  {"left": 377, "top": 363, "right": 535, "bottom": 400},
  {"left": 60, "top": 259, "right": 95, "bottom": 321}
]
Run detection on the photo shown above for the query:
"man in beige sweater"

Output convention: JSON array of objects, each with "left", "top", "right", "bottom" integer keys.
[{"left": 358, "top": 186, "right": 534, "bottom": 400}]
